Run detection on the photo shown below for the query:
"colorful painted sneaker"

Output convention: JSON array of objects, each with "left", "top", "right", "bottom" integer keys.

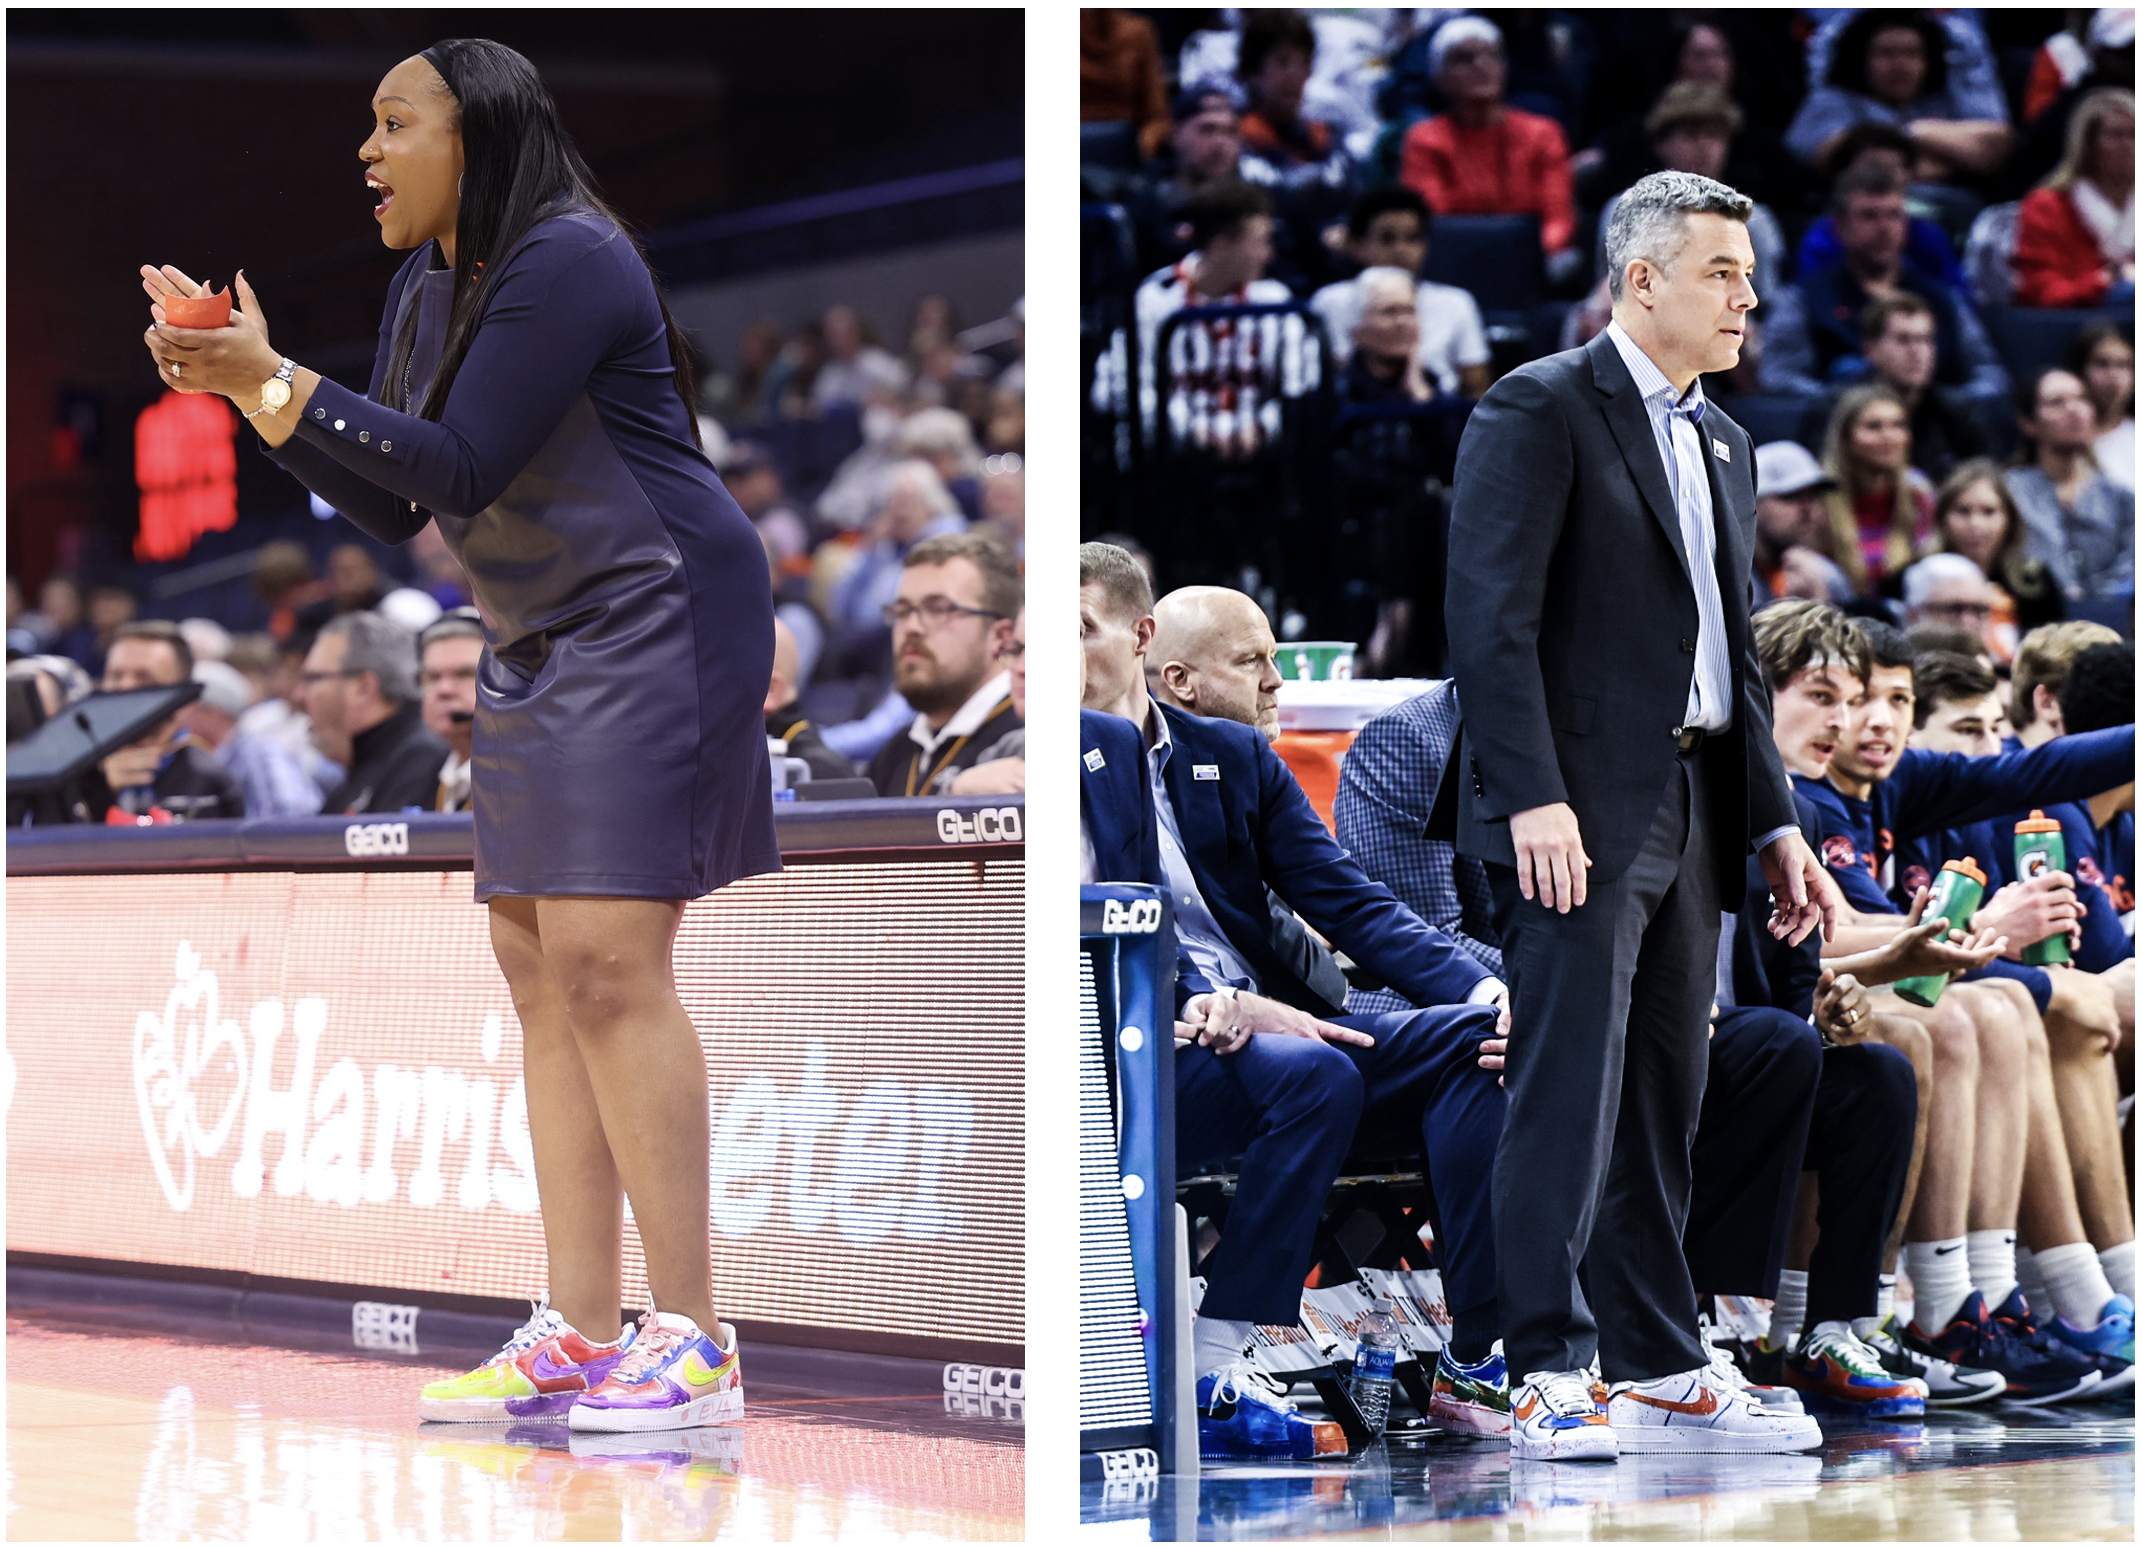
[
  {"left": 1429, "top": 1341, "right": 1510, "bottom": 1436},
  {"left": 1706, "top": 1338, "right": 1803, "bottom": 1415},
  {"left": 1509, "top": 1369, "right": 1617, "bottom": 1461},
  {"left": 1196, "top": 1361, "right": 1346, "bottom": 1460},
  {"left": 1780, "top": 1325, "right": 1926, "bottom": 1417},
  {"left": 568, "top": 1311, "right": 744, "bottom": 1432},
  {"left": 1607, "top": 1365, "right": 1822, "bottom": 1453},
  {"left": 1909, "top": 1290, "right": 2102, "bottom": 1406},
  {"left": 416, "top": 1302, "right": 634, "bottom": 1422},
  {"left": 1991, "top": 1289, "right": 2135, "bottom": 1399},
  {"left": 1858, "top": 1316, "right": 2004, "bottom": 1407}
]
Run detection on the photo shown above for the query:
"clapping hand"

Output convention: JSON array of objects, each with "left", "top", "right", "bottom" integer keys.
[{"left": 141, "top": 266, "right": 279, "bottom": 402}]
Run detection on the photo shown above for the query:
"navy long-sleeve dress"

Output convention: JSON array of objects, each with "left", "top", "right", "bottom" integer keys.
[{"left": 265, "top": 209, "right": 781, "bottom": 901}]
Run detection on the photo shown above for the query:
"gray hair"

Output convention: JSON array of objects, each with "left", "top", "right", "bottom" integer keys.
[
  {"left": 1603, "top": 171, "right": 1754, "bottom": 301},
  {"left": 881, "top": 458, "right": 961, "bottom": 521},
  {"left": 1903, "top": 552, "right": 1988, "bottom": 609},
  {"left": 1355, "top": 265, "right": 1417, "bottom": 310},
  {"left": 321, "top": 610, "right": 419, "bottom": 705}
]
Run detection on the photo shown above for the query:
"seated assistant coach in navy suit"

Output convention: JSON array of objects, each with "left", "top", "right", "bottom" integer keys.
[
  {"left": 1080, "top": 707, "right": 1161, "bottom": 887},
  {"left": 1080, "top": 542, "right": 1509, "bottom": 1445}
]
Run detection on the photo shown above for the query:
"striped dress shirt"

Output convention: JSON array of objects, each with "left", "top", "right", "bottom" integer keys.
[{"left": 1604, "top": 321, "right": 1732, "bottom": 733}]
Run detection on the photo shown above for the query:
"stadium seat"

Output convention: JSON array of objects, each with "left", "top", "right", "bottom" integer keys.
[
  {"left": 1423, "top": 214, "right": 1545, "bottom": 314},
  {"left": 1982, "top": 305, "right": 2118, "bottom": 387},
  {"left": 1079, "top": 120, "right": 1143, "bottom": 175},
  {"left": 1082, "top": 203, "right": 1141, "bottom": 308}
]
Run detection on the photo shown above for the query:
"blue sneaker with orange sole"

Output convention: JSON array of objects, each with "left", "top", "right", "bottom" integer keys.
[
  {"left": 1197, "top": 1362, "right": 1347, "bottom": 1460},
  {"left": 1911, "top": 1290, "right": 2102, "bottom": 1406}
]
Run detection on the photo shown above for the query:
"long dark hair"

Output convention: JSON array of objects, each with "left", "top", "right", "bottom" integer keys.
[
  {"left": 1825, "top": 9, "right": 1948, "bottom": 101},
  {"left": 382, "top": 39, "right": 702, "bottom": 444}
]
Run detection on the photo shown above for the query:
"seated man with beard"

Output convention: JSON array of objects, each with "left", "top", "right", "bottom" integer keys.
[{"left": 864, "top": 533, "right": 1022, "bottom": 799}]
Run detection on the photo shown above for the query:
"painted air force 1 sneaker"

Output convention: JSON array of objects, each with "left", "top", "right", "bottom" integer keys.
[
  {"left": 1196, "top": 1361, "right": 1346, "bottom": 1460},
  {"left": 1509, "top": 1369, "right": 1617, "bottom": 1461},
  {"left": 1430, "top": 1341, "right": 1511, "bottom": 1436},
  {"left": 417, "top": 1302, "right": 634, "bottom": 1422},
  {"left": 1606, "top": 1365, "right": 1822, "bottom": 1453},
  {"left": 1779, "top": 1325, "right": 1927, "bottom": 1417},
  {"left": 569, "top": 1312, "right": 745, "bottom": 1432}
]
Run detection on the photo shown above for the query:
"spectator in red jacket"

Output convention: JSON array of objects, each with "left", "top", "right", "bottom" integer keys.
[
  {"left": 1397, "top": 15, "right": 1578, "bottom": 280},
  {"left": 2013, "top": 88, "right": 2134, "bottom": 310}
]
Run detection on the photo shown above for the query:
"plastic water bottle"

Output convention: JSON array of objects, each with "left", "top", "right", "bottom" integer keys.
[
  {"left": 1348, "top": 1295, "right": 1401, "bottom": 1439},
  {"left": 2013, "top": 812, "right": 2072, "bottom": 966},
  {"left": 1894, "top": 858, "right": 1987, "bottom": 1007}
]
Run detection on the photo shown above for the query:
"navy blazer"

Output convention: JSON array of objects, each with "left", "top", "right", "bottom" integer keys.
[
  {"left": 1444, "top": 329, "right": 1797, "bottom": 893},
  {"left": 1080, "top": 709, "right": 1162, "bottom": 887},
  {"left": 1135, "top": 701, "right": 1493, "bottom": 1013}
]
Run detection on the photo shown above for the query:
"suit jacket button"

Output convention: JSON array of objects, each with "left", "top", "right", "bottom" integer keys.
[{"left": 1681, "top": 638, "right": 1697, "bottom": 653}]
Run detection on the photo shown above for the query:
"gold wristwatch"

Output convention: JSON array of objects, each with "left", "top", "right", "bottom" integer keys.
[{"left": 246, "top": 357, "right": 297, "bottom": 419}]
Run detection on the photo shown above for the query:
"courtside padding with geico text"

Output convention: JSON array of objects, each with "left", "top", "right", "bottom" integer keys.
[{"left": 7, "top": 835, "right": 1022, "bottom": 1350}]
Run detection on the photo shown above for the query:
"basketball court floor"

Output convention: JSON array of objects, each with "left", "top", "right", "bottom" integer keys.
[
  {"left": 7, "top": 1305, "right": 1023, "bottom": 1541},
  {"left": 1082, "top": 1405, "right": 2134, "bottom": 1540}
]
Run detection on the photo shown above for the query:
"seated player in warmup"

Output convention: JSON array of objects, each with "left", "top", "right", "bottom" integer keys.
[
  {"left": 1736, "top": 603, "right": 2009, "bottom": 1408},
  {"left": 1790, "top": 611, "right": 2132, "bottom": 1399},
  {"left": 1080, "top": 545, "right": 1507, "bottom": 1461},
  {"left": 1334, "top": 654, "right": 1975, "bottom": 1424},
  {"left": 1900, "top": 645, "right": 2135, "bottom": 1384}
]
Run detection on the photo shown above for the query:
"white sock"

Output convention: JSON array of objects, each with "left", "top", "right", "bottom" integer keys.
[
  {"left": 2017, "top": 1246, "right": 2052, "bottom": 1312},
  {"left": 1904, "top": 1239, "right": 1972, "bottom": 1332},
  {"left": 1875, "top": 1273, "right": 1897, "bottom": 1325},
  {"left": 2100, "top": 1241, "right": 2136, "bottom": 1303},
  {"left": 1193, "top": 1315, "right": 1259, "bottom": 1378},
  {"left": 2038, "top": 1242, "right": 2119, "bottom": 1329},
  {"left": 1967, "top": 1229, "right": 2018, "bottom": 1309},
  {"left": 1764, "top": 1269, "right": 1809, "bottom": 1352}
]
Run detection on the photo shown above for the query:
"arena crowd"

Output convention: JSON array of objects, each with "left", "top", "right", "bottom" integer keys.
[{"left": 8, "top": 293, "right": 1026, "bottom": 819}]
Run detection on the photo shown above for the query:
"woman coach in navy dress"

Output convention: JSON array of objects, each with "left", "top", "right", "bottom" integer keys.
[{"left": 144, "top": 39, "right": 777, "bottom": 1432}]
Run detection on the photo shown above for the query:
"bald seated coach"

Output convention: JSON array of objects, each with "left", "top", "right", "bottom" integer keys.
[{"left": 1148, "top": 585, "right": 1287, "bottom": 742}]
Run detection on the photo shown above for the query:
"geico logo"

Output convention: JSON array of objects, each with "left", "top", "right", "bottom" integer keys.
[
  {"left": 934, "top": 806, "right": 1024, "bottom": 844},
  {"left": 133, "top": 942, "right": 979, "bottom": 1246},
  {"left": 1101, "top": 897, "right": 1163, "bottom": 935},
  {"left": 942, "top": 1363, "right": 1026, "bottom": 1397},
  {"left": 343, "top": 821, "right": 410, "bottom": 858}
]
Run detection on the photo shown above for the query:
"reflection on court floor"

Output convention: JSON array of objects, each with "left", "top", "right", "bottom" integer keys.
[
  {"left": 7, "top": 1313, "right": 1022, "bottom": 1541},
  {"left": 1082, "top": 1408, "right": 2134, "bottom": 1541}
]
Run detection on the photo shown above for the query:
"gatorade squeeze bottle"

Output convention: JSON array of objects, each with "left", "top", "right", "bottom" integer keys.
[
  {"left": 2013, "top": 811, "right": 2072, "bottom": 967},
  {"left": 1894, "top": 858, "right": 1988, "bottom": 1007}
]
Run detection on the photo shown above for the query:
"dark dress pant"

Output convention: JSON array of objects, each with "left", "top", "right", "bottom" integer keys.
[
  {"left": 1803, "top": 1041, "right": 1919, "bottom": 1326},
  {"left": 1488, "top": 752, "right": 1717, "bottom": 1384},
  {"left": 1178, "top": 1002, "right": 1502, "bottom": 1326},
  {"left": 1682, "top": 1006, "right": 1822, "bottom": 1298}
]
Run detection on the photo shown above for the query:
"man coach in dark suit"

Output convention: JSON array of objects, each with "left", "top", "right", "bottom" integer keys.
[{"left": 1445, "top": 171, "right": 1840, "bottom": 1460}]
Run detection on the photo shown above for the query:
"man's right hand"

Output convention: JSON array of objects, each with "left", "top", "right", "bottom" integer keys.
[
  {"left": 1509, "top": 801, "right": 1591, "bottom": 912},
  {"left": 1974, "top": 874, "right": 2084, "bottom": 960},
  {"left": 1181, "top": 990, "right": 1376, "bottom": 1056}
]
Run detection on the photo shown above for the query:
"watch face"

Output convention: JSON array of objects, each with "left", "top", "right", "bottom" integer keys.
[{"left": 261, "top": 376, "right": 292, "bottom": 410}]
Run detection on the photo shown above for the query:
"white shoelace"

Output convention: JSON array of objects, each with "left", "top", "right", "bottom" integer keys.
[
  {"left": 1523, "top": 1369, "right": 1600, "bottom": 1418},
  {"left": 1206, "top": 1359, "right": 1291, "bottom": 1410},
  {"left": 1705, "top": 1340, "right": 1761, "bottom": 1392},
  {"left": 485, "top": 1300, "right": 565, "bottom": 1368}
]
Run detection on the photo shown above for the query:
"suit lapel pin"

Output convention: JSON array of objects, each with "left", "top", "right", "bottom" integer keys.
[
  {"left": 1193, "top": 764, "right": 1221, "bottom": 781},
  {"left": 1712, "top": 438, "right": 1730, "bottom": 461},
  {"left": 1083, "top": 749, "right": 1105, "bottom": 771}
]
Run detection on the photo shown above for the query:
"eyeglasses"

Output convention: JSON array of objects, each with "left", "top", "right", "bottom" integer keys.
[
  {"left": 1921, "top": 602, "right": 1992, "bottom": 620},
  {"left": 298, "top": 668, "right": 364, "bottom": 686},
  {"left": 996, "top": 640, "right": 1026, "bottom": 662},
  {"left": 882, "top": 598, "right": 1005, "bottom": 630}
]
